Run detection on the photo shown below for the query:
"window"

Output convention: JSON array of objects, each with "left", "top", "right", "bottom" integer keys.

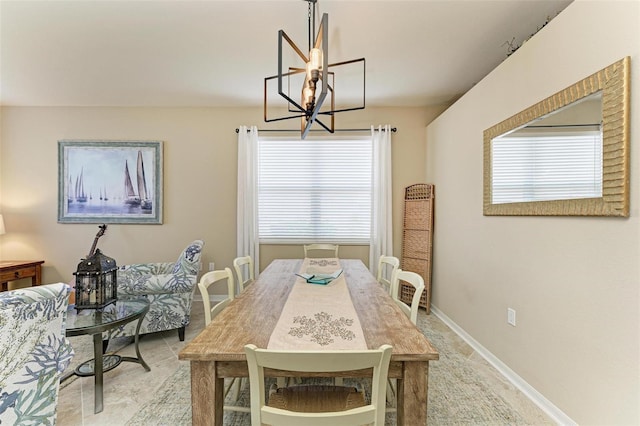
[
  {"left": 258, "top": 137, "right": 372, "bottom": 243},
  {"left": 491, "top": 127, "right": 602, "bottom": 204}
]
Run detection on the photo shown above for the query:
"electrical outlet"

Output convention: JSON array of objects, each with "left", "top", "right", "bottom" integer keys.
[
  {"left": 208, "top": 262, "right": 215, "bottom": 271},
  {"left": 507, "top": 308, "right": 516, "bottom": 326}
]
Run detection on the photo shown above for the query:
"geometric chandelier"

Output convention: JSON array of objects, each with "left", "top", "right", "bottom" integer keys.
[{"left": 264, "top": 0, "right": 366, "bottom": 139}]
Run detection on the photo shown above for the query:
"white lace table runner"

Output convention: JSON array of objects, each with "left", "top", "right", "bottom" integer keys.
[{"left": 267, "top": 258, "right": 367, "bottom": 350}]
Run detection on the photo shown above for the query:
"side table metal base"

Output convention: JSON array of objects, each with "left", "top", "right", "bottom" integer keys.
[
  {"left": 74, "top": 355, "right": 122, "bottom": 376},
  {"left": 64, "top": 298, "right": 151, "bottom": 414}
]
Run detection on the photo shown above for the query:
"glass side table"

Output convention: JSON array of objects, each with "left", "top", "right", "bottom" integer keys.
[{"left": 64, "top": 298, "right": 151, "bottom": 414}]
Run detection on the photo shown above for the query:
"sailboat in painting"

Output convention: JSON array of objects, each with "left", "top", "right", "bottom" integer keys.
[
  {"left": 137, "top": 151, "right": 152, "bottom": 211},
  {"left": 68, "top": 176, "right": 73, "bottom": 203},
  {"left": 124, "top": 160, "right": 141, "bottom": 205},
  {"left": 75, "top": 168, "right": 88, "bottom": 202},
  {"left": 123, "top": 151, "right": 152, "bottom": 210}
]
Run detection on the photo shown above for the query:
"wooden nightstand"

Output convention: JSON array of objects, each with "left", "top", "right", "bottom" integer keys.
[{"left": 0, "top": 260, "right": 45, "bottom": 292}]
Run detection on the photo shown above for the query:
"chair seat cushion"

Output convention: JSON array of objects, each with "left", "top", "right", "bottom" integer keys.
[{"left": 268, "top": 385, "right": 365, "bottom": 413}]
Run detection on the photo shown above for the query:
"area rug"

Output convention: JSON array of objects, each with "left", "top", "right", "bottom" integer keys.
[{"left": 123, "top": 312, "right": 548, "bottom": 425}]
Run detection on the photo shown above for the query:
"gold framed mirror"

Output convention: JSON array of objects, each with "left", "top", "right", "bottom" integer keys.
[{"left": 483, "top": 57, "right": 630, "bottom": 216}]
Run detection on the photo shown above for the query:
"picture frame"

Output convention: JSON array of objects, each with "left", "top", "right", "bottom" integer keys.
[{"left": 58, "top": 140, "right": 163, "bottom": 224}]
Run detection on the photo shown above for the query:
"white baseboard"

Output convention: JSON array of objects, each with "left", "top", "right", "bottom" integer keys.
[{"left": 431, "top": 305, "right": 576, "bottom": 426}]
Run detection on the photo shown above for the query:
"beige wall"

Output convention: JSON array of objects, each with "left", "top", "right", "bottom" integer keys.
[
  {"left": 425, "top": 1, "right": 639, "bottom": 424},
  {"left": 0, "top": 105, "right": 447, "bottom": 288}
]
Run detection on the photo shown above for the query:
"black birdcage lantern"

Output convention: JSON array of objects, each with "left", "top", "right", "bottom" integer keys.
[
  {"left": 74, "top": 249, "right": 117, "bottom": 310},
  {"left": 74, "top": 224, "right": 117, "bottom": 310}
]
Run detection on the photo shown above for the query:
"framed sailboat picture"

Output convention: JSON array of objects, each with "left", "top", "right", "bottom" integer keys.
[{"left": 58, "top": 140, "right": 163, "bottom": 224}]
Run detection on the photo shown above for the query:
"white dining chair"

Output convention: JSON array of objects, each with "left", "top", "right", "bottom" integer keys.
[
  {"left": 391, "top": 269, "right": 425, "bottom": 325},
  {"left": 303, "top": 243, "right": 339, "bottom": 258},
  {"left": 386, "top": 268, "right": 425, "bottom": 408},
  {"left": 376, "top": 255, "right": 400, "bottom": 295},
  {"left": 198, "top": 268, "right": 235, "bottom": 326},
  {"left": 244, "top": 344, "right": 392, "bottom": 426},
  {"left": 197, "top": 268, "right": 249, "bottom": 413},
  {"left": 233, "top": 255, "right": 255, "bottom": 293}
]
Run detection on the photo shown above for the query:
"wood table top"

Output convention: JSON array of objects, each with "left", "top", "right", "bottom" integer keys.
[
  {"left": 179, "top": 259, "right": 439, "bottom": 363},
  {"left": 0, "top": 260, "right": 45, "bottom": 268}
]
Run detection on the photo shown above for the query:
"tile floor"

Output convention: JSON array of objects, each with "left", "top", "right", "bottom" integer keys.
[
  {"left": 58, "top": 301, "right": 206, "bottom": 426},
  {"left": 57, "top": 300, "right": 553, "bottom": 425}
]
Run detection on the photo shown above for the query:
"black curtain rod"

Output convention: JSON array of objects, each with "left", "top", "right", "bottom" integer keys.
[{"left": 235, "top": 127, "right": 397, "bottom": 134}]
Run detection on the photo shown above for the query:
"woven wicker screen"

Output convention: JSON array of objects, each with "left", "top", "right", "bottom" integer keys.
[{"left": 400, "top": 184, "right": 434, "bottom": 313}]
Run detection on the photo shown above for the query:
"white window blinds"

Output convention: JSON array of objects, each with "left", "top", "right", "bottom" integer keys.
[
  {"left": 491, "top": 127, "right": 602, "bottom": 204},
  {"left": 258, "top": 137, "right": 372, "bottom": 243}
]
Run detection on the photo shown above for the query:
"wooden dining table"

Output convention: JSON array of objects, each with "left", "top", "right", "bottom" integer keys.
[{"left": 178, "top": 258, "right": 439, "bottom": 425}]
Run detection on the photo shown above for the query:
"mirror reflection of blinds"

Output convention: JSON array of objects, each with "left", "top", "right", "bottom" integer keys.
[
  {"left": 258, "top": 138, "right": 372, "bottom": 243},
  {"left": 492, "top": 129, "right": 602, "bottom": 204}
]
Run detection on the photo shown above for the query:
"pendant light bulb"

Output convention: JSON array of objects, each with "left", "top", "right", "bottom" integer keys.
[
  {"left": 302, "top": 80, "right": 316, "bottom": 112},
  {"left": 308, "top": 48, "right": 323, "bottom": 81}
]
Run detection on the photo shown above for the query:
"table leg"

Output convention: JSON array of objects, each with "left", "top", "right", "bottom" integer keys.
[
  {"left": 92, "top": 333, "right": 104, "bottom": 414},
  {"left": 120, "top": 310, "right": 151, "bottom": 371},
  {"left": 397, "top": 361, "right": 428, "bottom": 425},
  {"left": 133, "top": 318, "right": 151, "bottom": 371},
  {"left": 32, "top": 264, "right": 42, "bottom": 286},
  {"left": 190, "top": 361, "right": 223, "bottom": 426}
]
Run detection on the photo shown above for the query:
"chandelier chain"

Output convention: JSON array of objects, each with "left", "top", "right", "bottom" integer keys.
[{"left": 307, "top": 0, "right": 313, "bottom": 53}]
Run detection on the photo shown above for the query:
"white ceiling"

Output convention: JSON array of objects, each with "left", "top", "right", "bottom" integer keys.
[{"left": 0, "top": 0, "right": 573, "bottom": 108}]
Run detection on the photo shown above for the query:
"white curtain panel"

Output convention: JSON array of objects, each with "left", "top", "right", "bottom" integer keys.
[
  {"left": 237, "top": 125, "right": 260, "bottom": 277},
  {"left": 369, "top": 124, "right": 393, "bottom": 276}
]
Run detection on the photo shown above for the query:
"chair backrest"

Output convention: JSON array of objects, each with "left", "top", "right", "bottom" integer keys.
[
  {"left": 391, "top": 269, "right": 425, "bottom": 325},
  {"left": 0, "top": 283, "right": 73, "bottom": 424},
  {"left": 172, "top": 239, "right": 205, "bottom": 275},
  {"left": 303, "top": 243, "right": 339, "bottom": 258},
  {"left": 233, "top": 255, "right": 255, "bottom": 293},
  {"left": 197, "top": 268, "right": 235, "bottom": 325},
  {"left": 244, "top": 344, "right": 392, "bottom": 426},
  {"left": 376, "top": 255, "right": 400, "bottom": 295}
]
